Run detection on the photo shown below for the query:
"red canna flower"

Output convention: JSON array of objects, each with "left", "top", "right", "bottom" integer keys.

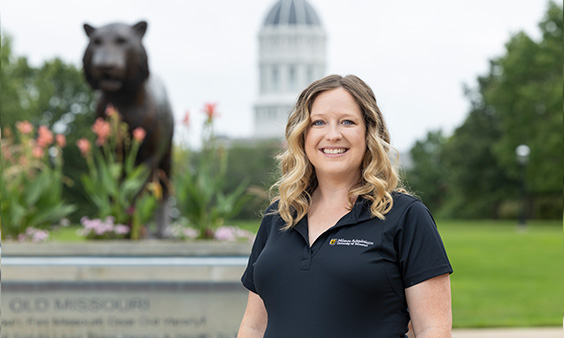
[
  {"left": 182, "top": 110, "right": 191, "bottom": 127},
  {"left": 16, "top": 121, "right": 33, "bottom": 135},
  {"left": 76, "top": 138, "right": 91, "bottom": 158},
  {"left": 202, "top": 103, "right": 219, "bottom": 122},
  {"left": 92, "top": 118, "right": 111, "bottom": 146},
  {"left": 105, "top": 104, "right": 118, "bottom": 117},
  {"left": 56, "top": 134, "right": 66, "bottom": 148},
  {"left": 132, "top": 127, "right": 146, "bottom": 142},
  {"left": 37, "top": 126, "right": 54, "bottom": 148},
  {"left": 32, "top": 146, "right": 45, "bottom": 159}
]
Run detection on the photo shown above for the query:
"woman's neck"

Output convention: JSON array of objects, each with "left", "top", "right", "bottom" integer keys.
[{"left": 312, "top": 172, "right": 361, "bottom": 205}]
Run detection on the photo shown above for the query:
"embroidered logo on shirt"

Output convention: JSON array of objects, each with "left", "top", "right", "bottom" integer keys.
[{"left": 328, "top": 238, "right": 374, "bottom": 247}]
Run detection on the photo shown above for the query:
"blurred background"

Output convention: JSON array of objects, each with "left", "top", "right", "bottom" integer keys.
[
  {"left": 2, "top": 0, "right": 561, "bottom": 221},
  {"left": 1, "top": 0, "right": 562, "bottom": 331}
]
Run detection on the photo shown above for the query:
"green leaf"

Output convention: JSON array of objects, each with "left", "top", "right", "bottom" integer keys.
[{"left": 25, "top": 171, "right": 48, "bottom": 206}]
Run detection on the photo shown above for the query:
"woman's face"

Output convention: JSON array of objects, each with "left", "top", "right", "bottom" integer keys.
[{"left": 305, "top": 87, "right": 366, "bottom": 182}]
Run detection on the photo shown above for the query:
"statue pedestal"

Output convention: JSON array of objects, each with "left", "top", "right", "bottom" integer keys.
[{"left": 2, "top": 241, "right": 252, "bottom": 338}]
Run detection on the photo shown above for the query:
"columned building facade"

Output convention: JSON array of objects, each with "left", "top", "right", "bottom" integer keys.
[{"left": 253, "top": 0, "right": 327, "bottom": 139}]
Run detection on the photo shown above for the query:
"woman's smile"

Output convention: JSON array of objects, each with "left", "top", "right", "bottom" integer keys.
[{"left": 320, "top": 147, "right": 349, "bottom": 155}]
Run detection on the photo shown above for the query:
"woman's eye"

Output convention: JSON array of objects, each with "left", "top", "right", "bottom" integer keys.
[
  {"left": 342, "top": 120, "right": 355, "bottom": 125},
  {"left": 311, "top": 120, "right": 325, "bottom": 126}
]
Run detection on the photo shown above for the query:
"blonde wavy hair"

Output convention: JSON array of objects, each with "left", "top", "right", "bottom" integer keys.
[{"left": 271, "top": 74, "right": 405, "bottom": 230}]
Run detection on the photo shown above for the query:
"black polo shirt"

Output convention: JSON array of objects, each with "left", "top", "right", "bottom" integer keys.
[{"left": 241, "top": 192, "right": 452, "bottom": 338}]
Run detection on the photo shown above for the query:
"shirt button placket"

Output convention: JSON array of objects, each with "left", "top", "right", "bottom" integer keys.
[{"left": 300, "top": 245, "right": 312, "bottom": 270}]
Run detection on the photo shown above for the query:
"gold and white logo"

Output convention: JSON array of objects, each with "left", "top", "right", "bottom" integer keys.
[{"left": 328, "top": 238, "right": 374, "bottom": 247}]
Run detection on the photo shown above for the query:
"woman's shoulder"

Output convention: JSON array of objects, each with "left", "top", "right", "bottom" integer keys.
[
  {"left": 264, "top": 199, "right": 280, "bottom": 215},
  {"left": 258, "top": 199, "right": 284, "bottom": 229},
  {"left": 391, "top": 191, "right": 420, "bottom": 207},
  {"left": 390, "top": 191, "right": 433, "bottom": 217}
]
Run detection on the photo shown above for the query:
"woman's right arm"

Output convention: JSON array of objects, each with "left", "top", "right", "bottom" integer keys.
[{"left": 237, "top": 291, "right": 268, "bottom": 338}]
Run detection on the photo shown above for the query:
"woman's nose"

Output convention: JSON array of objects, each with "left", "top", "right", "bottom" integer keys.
[{"left": 325, "top": 124, "right": 342, "bottom": 141}]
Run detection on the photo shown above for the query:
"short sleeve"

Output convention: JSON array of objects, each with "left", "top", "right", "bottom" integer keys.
[
  {"left": 396, "top": 200, "right": 453, "bottom": 288},
  {"left": 241, "top": 205, "right": 276, "bottom": 293}
]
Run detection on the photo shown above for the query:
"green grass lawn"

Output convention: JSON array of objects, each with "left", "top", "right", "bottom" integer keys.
[
  {"left": 50, "top": 219, "right": 563, "bottom": 328},
  {"left": 436, "top": 220, "right": 563, "bottom": 328},
  {"left": 48, "top": 225, "right": 87, "bottom": 241}
]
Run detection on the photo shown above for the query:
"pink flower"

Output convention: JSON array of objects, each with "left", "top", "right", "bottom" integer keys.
[
  {"left": 30, "top": 228, "right": 50, "bottom": 243},
  {"left": 16, "top": 121, "right": 33, "bottom": 135},
  {"left": 92, "top": 118, "right": 111, "bottom": 146},
  {"left": 214, "top": 226, "right": 255, "bottom": 242},
  {"left": 114, "top": 225, "right": 130, "bottom": 235},
  {"left": 76, "top": 138, "right": 91, "bottom": 157},
  {"left": 96, "top": 218, "right": 114, "bottom": 235},
  {"left": 182, "top": 110, "right": 191, "bottom": 127},
  {"left": 32, "top": 145, "right": 45, "bottom": 158},
  {"left": 56, "top": 134, "right": 66, "bottom": 148},
  {"left": 214, "top": 226, "right": 237, "bottom": 242},
  {"left": 183, "top": 227, "right": 199, "bottom": 239},
  {"left": 202, "top": 103, "right": 219, "bottom": 121},
  {"left": 37, "top": 125, "right": 54, "bottom": 148},
  {"left": 3, "top": 146, "right": 13, "bottom": 161},
  {"left": 19, "top": 227, "right": 50, "bottom": 243},
  {"left": 105, "top": 104, "right": 118, "bottom": 117},
  {"left": 132, "top": 127, "right": 146, "bottom": 142}
]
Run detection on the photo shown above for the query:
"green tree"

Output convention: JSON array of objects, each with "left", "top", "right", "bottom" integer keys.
[
  {"left": 407, "top": 2, "right": 562, "bottom": 219},
  {"left": 0, "top": 34, "right": 36, "bottom": 126},
  {"left": 1, "top": 33, "right": 95, "bottom": 134},
  {"left": 1, "top": 32, "right": 97, "bottom": 222},
  {"left": 223, "top": 140, "right": 281, "bottom": 219},
  {"left": 406, "top": 130, "right": 448, "bottom": 214},
  {"left": 440, "top": 84, "right": 518, "bottom": 218},
  {"left": 484, "top": 1, "right": 563, "bottom": 217}
]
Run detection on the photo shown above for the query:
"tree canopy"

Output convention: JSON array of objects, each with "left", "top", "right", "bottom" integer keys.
[
  {"left": 406, "top": 1, "right": 562, "bottom": 219},
  {"left": 1, "top": 32, "right": 97, "bottom": 221}
]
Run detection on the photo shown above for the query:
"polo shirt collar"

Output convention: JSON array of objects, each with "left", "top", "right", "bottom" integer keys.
[{"left": 293, "top": 196, "right": 374, "bottom": 240}]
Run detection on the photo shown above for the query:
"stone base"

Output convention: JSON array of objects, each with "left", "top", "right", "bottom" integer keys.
[
  {"left": 3, "top": 282, "right": 247, "bottom": 338},
  {"left": 2, "top": 241, "right": 253, "bottom": 338}
]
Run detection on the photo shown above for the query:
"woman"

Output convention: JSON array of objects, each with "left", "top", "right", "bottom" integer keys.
[{"left": 238, "top": 74, "right": 452, "bottom": 338}]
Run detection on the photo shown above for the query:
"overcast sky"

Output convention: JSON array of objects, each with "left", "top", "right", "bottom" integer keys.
[{"left": 1, "top": 0, "right": 549, "bottom": 152}]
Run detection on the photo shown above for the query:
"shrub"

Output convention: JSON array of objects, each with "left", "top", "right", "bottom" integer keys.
[
  {"left": 76, "top": 105, "right": 159, "bottom": 239},
  {"left": 1, "top": 122, "right": 76, "bottom": 239}
]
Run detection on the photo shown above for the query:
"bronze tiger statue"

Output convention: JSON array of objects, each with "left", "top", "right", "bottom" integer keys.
[{"left": 82, "top": 21, "right": 174, "bottom": 238}]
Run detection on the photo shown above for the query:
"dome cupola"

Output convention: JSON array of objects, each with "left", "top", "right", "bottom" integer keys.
[
  {"left": 254, "top": 0, "right": 326, "bottom": 139},
  {"left": 263, "top": 0, "right": 322, "bottom": 27}
]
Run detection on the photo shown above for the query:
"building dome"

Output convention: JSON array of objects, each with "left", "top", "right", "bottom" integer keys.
[
  {"left": 263, "top": 0, "right": 322, "bottom": 27},
  {"left": 254, "top": 0, "right": 326, "bottom": 139}
]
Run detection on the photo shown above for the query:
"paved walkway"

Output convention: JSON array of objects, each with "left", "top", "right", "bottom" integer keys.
[{"left": 453, "top": 327, "right": 562, "bottom": 337}]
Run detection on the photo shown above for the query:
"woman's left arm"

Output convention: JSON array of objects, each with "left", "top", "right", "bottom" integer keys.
[{"left": 405, "top": 273, "right": 452, "bottom": 338}]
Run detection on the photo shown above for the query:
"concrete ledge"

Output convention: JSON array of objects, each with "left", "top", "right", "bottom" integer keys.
[
  {"left": 2, "top": 240, "right": 253, "bottom": 257},
  {"left": 3, "top": 256, "right": 248, "bottom": 282},
  {"left": 3, "top": 264, "right": 247, "bottom": 283}
]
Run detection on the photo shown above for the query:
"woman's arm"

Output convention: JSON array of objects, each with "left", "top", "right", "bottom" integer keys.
[
  {"left": 237, "top": 291, "right": 268, "bottom": 338},
  {"left": 405, "top": 273, "right": 452, "bottom": 338}
]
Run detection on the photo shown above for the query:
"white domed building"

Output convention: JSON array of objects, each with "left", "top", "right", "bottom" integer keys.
[{"left": 253, "top": 0, "right": 327, "bottom": 139}]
